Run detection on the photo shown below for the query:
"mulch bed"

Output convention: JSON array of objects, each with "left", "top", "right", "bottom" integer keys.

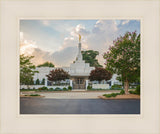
[
  {"left": 98, "top": 94, "right": 140, "bottom": 100},
  {"left": 20, "top": 95, "right": 45, "bottom": 98}
]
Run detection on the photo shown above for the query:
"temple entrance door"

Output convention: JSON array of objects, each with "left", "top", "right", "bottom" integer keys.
[{"left": 73, "top": 77, "right": 85, "bottom": 89}]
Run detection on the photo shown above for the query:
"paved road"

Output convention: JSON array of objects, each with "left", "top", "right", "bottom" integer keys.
[{"left": 20, "top": 98, "right": 140, "bottom": 114}]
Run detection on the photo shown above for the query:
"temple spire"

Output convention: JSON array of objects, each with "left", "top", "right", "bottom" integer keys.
[
  {"left": 76, "top": 34, "right": 82, "bottom": 61},
  {"left": 79, "top": 34, "right": 81, "bottom": 43}
]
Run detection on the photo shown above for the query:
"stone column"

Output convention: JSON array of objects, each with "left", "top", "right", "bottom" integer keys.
[
  {"left": 86, "top": 80, "right": 88, "bottom": 90},
  {"left": 45, "top": 77, "right": 48, "bottom": 87}
]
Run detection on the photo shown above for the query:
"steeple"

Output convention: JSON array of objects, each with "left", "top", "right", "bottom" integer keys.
[{"left": 76, "top": 34, "right": 83, "bottom": 61}]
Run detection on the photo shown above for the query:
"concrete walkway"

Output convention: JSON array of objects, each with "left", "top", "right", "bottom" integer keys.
[{"left": 38, "top": 91, "right": 120, "bottom": 99}]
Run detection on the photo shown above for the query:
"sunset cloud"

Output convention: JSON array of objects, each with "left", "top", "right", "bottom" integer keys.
[{"left": 20, "top": 20, "right": 140, "bottom": 67}]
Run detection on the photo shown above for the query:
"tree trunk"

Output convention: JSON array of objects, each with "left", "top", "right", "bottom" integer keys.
[{"left": 124, "top": 80, "right": 129, "bottom": 94}]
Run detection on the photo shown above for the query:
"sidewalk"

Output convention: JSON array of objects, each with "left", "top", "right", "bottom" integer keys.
[{"left": 38, "top": 91, "right": 121, "bottom": 99}]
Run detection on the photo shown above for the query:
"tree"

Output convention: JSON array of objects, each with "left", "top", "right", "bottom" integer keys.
[
  {"left": 36, "top": 79, "right": 40, "bottom": 85},
  {"left": 103, "top": 31, "right": 140, "bottom": 94},
  {"left": 20, "top": 54, "right": 38, "bottom": 87},
  {"left": 46, "top": 68, "right": 69, "bottom": 84},
  {"left": 81, "top": 50, "right": 102, "bottom": 67},
  {"left": 37, "top": 62, "right": 55, "bottom": 67},
  {"left": 89, "top": 67, "right": 112, "bottom": 83},
  {"left": 41, "top": 78, "right": 45, "bottom": 85}
]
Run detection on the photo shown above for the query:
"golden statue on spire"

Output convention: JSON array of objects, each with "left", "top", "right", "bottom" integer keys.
[{"left": 79, "top": 34, "right": 81, "bottom": 42}]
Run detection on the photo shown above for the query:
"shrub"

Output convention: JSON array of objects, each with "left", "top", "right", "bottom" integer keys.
[
  {"left": 87, "top": 85, "right": 92, "bottom": 90},
  {"left": 120, "top": 90, "right": 125, "bottom": 95},
  {"left": 30, "top": 94, "right": 40, "bottom": 96},
  {"left": 129, "top": 85, "right": 140, "bottom": 95},
  {"left": 103, "top": 90, "right": 125, "bottom": 98},
  {"left": 54, "top": 87, "right": 62, "bottom": 91},
  {"left": 63, "top": 87, "right": 68, "bottom": 91},
  {"left": 136, "top": 85, "right": 140, "bottom": 94},
  {"left": 49, "top": 88, "right": 54, "bottom": 90},
  {"left": 110, "top": 84, "right": 122, "bottom": 90},
  {"left": 103, "top": 93, "right": 120, "bottom": 98},
  {"left": 38, "top": 86, "right": 48, "bottom": 90},
  {"left": 68, "top": 86, "right": 72, "bottom": 90}
]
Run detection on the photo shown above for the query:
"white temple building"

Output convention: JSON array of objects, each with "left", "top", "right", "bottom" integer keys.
[{"left": 26, "top": 35, "right": 121, "bottom": 90}]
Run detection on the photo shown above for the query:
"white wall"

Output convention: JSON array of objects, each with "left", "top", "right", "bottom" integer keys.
[{"left": 20, "top": 85, "right": 68, "bottom": 89}]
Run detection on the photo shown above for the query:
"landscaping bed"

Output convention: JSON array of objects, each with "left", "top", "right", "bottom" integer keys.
[
  {"left": 20, "top": 94, "right": 44, "bottom": 98},
  {"left": 99, "top": 94, "right": 140, "bottom": 100}
]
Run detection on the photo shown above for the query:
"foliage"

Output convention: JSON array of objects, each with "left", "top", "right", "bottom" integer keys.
[
  {"left": 46, "top": 68, "right": 70, "bottom": 83},
  {"left": 37, "top": 62, "right": 55, "bottom": 67},
  {"left": 89, "top": 67, "right": 112, "bottom": 83},
  {"left": 36, "top": 79, "right": 40, "bottom": 85},
  {"left": 68, "top": 86, "right": 72, "bottom": 90},
  {"left": 63, "top": 87, "right": 68, "bottom": 91},
  {"left": 87, "top": 88, "right": 109, "bottom": 91},
  {"left": 103, "top": 90, "right": 125, "bottom": 98},
  {"left": 81, "top": 50, "right": 102, "bottom": 67},
  {"left": 103, "top": 93, "right": 119, "bottom": 98},
  {"left": 129, "top": 85, "right": 140, "bottom": 95},
  {"left": 30, "top": 94, "right": 40, "bottom": 96},
  {"left": 120, "top": 90, "right": 125, "bottom": 95},
  {"left": 38, "top": 86, "right": 48, "bottom": 90},
  {"left": 87, "top": 85, "right": 92, "bottom": 90},
  {"left": 110, "top": 84, "right": 123, "bottom": 90},
  {"left": 20, "top": 54, "right": 38, "bottom": 85},
  {"left": 49, "top": 88, "right": 54, "bottom": 90},
  {"left": 41, "top": 78, "right": 45, "bottom": 85},
  {"left": 103, "top": 31, "right": 140, "bottom": 94},
  {"left": 54, "top": 87, "right": 63, "bottom": 91}
]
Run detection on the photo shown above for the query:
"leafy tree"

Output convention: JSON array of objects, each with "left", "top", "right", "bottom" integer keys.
[
  {"left": 37, "top": 62, "right": 55, "bottom": 67},
  {"left": 20, "top": 54, "right": 38, "bottom": 87},
  {"left": 46, "top": 68, "right": 69, "bottom": 84},
  {"left": 81, "top": 50, "right": 102, "bottom": 67},
  {"left": 103, "top": 31, "right": 140, "bottom": 94},
  {"left": 41, "top": 78, "right": 45, "bottom": 85},
  {"left": 89, "top": 67, "right": 112, "bottom": 83},
  {"left": 36, "top": 79, "right": 40, "bottom": 85}
]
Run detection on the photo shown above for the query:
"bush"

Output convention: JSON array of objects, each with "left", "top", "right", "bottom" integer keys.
[
  {"left": 136, "top": 85, "right": 140, "bottom": 94},
  {"left": 103, "top": 93, "right": 120, "bottom": 98},
  {"left": 49, "top": 88, "right": 54, "bottom": 90},
  {"left": 103, "top": 90, "right": 125, "bottom": 98},
  {"left": 110, "top": 84, "right": 123, "bottom": 90},
  {"left": 68, "top": 86, "right": 72, "bottom": 90},
  {"left": 30, "top": 94, "right": 40, "bottom": 96},
  {"left": 63, "top": 87, "right": 68, "bottom": 91},
  {"left": 38, "top": 86, "right": 48, "bottom": 90},
  {"left": 129, "top": 85, "right": 140, "bottom": 95},
  {"left": 120, "top": 90, "right": 125, "bottom": 95},
  {"left": 87, "top": 85, "right": 92, "bottom": 89},
  {"left": 54, "top": 87, "right": 62, "bottom": 91}
]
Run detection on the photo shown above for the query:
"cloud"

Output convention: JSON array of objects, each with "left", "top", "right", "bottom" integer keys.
[
  {"left": 20, "top": 32, "right": 37, "bottom": 55},
  {"left": 20, "top": 20, "right": 140, "bottom": 67},
  {"left": 121, "top": 20, "right": 130, "bottom": 25},
  {"left": 30, "top": 46, "right": 77, "bottom": 67},
  {"left": 41, "top": 20, "right": 50, "bottom": 26}
]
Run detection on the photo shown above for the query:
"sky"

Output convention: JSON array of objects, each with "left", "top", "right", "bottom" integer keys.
[{"left": 20, "top": 20, "right": 140, "bottom": 67}]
